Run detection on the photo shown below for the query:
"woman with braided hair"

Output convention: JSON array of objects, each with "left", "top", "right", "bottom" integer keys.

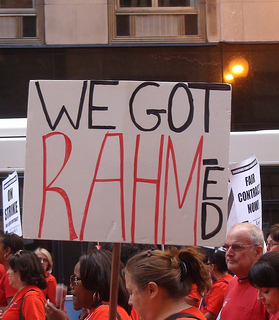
[{"left": 125, "top": 247, "right": 211, "bottom": 320}]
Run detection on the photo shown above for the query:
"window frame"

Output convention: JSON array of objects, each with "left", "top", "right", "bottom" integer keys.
[
  {"left": 0, "top": 0, "right": 44, "bottom": 44},
  {"left": 108, "top": 0, "right": 206, "bottom": 43}
]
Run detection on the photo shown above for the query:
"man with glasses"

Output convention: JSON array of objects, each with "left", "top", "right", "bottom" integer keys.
[
  {"left": 266, "top": 223, "right": 279, "bottom": 252},
  {"left": 217, "top": 222, "right": 267, "bottom": 320}
]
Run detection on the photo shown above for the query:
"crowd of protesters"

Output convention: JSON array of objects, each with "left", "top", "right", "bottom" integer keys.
[{"left": 0, "top": 222, "right": 278, "bottom": 319}]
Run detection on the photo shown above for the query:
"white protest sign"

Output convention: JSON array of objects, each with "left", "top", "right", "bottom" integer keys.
[
  {"left": 23, "top": 80, "right": 231, "bottom": 246},
  {"left": 228, "top": 155, "right": 262, "bottom": 231},
  {"left": 2, "top": 171, "right": 22, "bottom": 236}
]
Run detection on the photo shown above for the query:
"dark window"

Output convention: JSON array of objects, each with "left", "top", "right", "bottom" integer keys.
[
  {"left": 116, "top": 15, "right": 130, "bottom": 36},
  {"left": 110, "top": 0, "right": 203, "bottom": 43},
  {"left": 261, "top": 166, "right": 279, "bottom": 232},
  {"left": 158, "top": 0, "right": 190, "bottom": 7},
  {"left": 0, "top": 0, "right": 43, "bottom": 44},
  {"left": 120, "top": 0, "right": 152, "bottom": 7},
  {"left": 23, "top": 16, "right": 36, "bottom": 37},
  {"left": 185, "top": 14, "right": 198, "bottom": 35},
  {"left": 0, "top": 0, "right": 33, "bottom": 9}
]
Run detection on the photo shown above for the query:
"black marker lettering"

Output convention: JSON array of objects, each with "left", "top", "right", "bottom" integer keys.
[
  {"left": 201, "top": 202, "right": 223, "bottom": 240},
  {"left": 35, "top": 81, "right": 88, "bottom": 131},
  {"left": 129, "top": 82, "right": 166, "bottom": 131},
  {"left": 203, "top": 163, "right": 225, "bottom": 200},
  {"left": 188, "top": 82, "right": 230, "bottom": 133},
  {"left": 88, "top": 80, "right": 119, "bottom": 129},
  {"left": 168, "top": 83, "right": 194, "bottom": 133}
]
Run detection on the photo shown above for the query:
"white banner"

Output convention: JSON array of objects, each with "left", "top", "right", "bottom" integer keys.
[
  {"left": 2, "top": 171, "right": 22, "bottom": 236},
  {"left": 23, "top": 80, "right": 231, "bottom": 246},
  {"left": 228, "top": 155, "right": 262, "bottom": 231}
]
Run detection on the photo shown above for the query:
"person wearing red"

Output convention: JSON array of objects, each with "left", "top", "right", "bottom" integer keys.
[
  {"left": 45, "top": 249, "right": 132, "bottom": 320},
  {"left": 201, "top": 250, "right": 233, "bottom": 319},
  {"left": 125, "top": 247, "right": 211, "bottom": 320},
  {"left": 0, "top": 231, "right": 24, "bottom": 311},
  {"left": 217, "top": 223, "right": 267, "bottom": 320},
  {"left": 0, "top": 264, "right": 5, "bottom": 279},
  {"left": 1, "top": 250, "right": 47, "bottom": 320},
  {"left": 185, "top": 284, "right": 202, "bottom": 308},
  {"left": 166, "top": 307, "right": 207, "bottom": 320},
  {"left": 220, "top": 276, "right": 267, "bottom": 319},
  {"left": 130, "top": 306, "right": 140, "bottom": 320},
  {"left": 83, "top": 303, "right": 131, "bottom": 320},
  {"left": 270, "top": 312, "right": 279, "bottom": 320},
  {"left": 35, "top": 247, "right": 57, "bottom": 304},
  {"left": 249, "top": 251, "right": 279, "bottom": 320}
]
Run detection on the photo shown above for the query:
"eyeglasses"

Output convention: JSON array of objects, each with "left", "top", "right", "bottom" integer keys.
[
  {"left": 266, "top": 242, "right": 279, "bottom": 248},
  {"left": 70, "top": 275, "right": 81, "bottom": 287},
  {"left": 222, "top": 244, "right": 258, "bottom": 252}
]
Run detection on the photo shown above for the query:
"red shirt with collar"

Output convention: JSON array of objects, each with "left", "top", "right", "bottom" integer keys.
[{"left": 219, "top": 276, "right": 267, "bottom": 320}]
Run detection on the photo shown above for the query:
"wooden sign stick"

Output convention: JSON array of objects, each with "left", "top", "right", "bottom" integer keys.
[{"left": 109, "top": 243, "right": 121, "bottom": 320}]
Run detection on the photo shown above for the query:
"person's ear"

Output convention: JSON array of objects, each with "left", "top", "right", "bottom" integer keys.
[
  {"left": 147, "top": 282, "right": 158, "bottom": 299},
  {"left": 4, "top": 247, "right": 11, "bottom": 260},
  {"left": 255, "top": 245, "right": 263, "bottom": 258}
]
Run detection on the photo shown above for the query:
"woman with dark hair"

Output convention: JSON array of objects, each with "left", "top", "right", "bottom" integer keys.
[
  {"left": 200, "top": 249, "right": 233, "bottom": 320},
  {"left": 46, "top": 248, "right": 131, "bottom": 320},
  {"left": 0, "top": 231, "right": 24, "bottom": 311},
  {"left": 124, "top": 247, "right": 211, "bottom": 320},
  {"left": 249, "top": 251, "right": 279, "bottom": 320},
  {"left": 266, "top": 224, "right": 279, "bottom": 252},
  {"left": 1, "top": 250, "right": 47, "bottom": 320}
]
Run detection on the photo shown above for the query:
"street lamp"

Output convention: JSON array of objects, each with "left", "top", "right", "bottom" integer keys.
[{"left": 224, "top": 57, "right": 249, "bottom": 82}]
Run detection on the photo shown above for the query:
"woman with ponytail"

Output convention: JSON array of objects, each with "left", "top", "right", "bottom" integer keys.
[{"left": 124, "top": 247, "right": 211, "bottom": 320}]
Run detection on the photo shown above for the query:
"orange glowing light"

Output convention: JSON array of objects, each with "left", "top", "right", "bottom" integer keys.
[
  {"left": 228, "top": 57, "right": 249, "bottom": 78},
  {"left": 224, "top": 73, "right": 234, "bottom": 81},
  {"left": 232, "top": 64, "right": 244, "bottom": 75}
]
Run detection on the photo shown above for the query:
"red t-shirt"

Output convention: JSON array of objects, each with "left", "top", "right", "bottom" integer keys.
[
  {"left": 0, "top": 271, "right": 17, "bottom": 306},
  {"left": 187, "top": 284, "right": 202, "bottom": 308},
  {"left": 130, "top": 307, "right": 139, "bottom": 320},
  {"left": 0, "top": 264, "right": 5, "bottom": 279},
  {"left": 2, "top": 285, "right": 46, "bottom": 320},
  {"left": 41, "top": 272, "right": 57, "bottom": 304},
  {"left": 270, "top": 311, "right": 279, "bottom": 320},
  {"left": 85, "top": 303, "right": 132, "bottom": 320},
  {"left": 219, "top": 276, "right": 267, "bottom": 320},
  {"left": 201, "top": 274, "right": 233, "bottom": 318}
]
